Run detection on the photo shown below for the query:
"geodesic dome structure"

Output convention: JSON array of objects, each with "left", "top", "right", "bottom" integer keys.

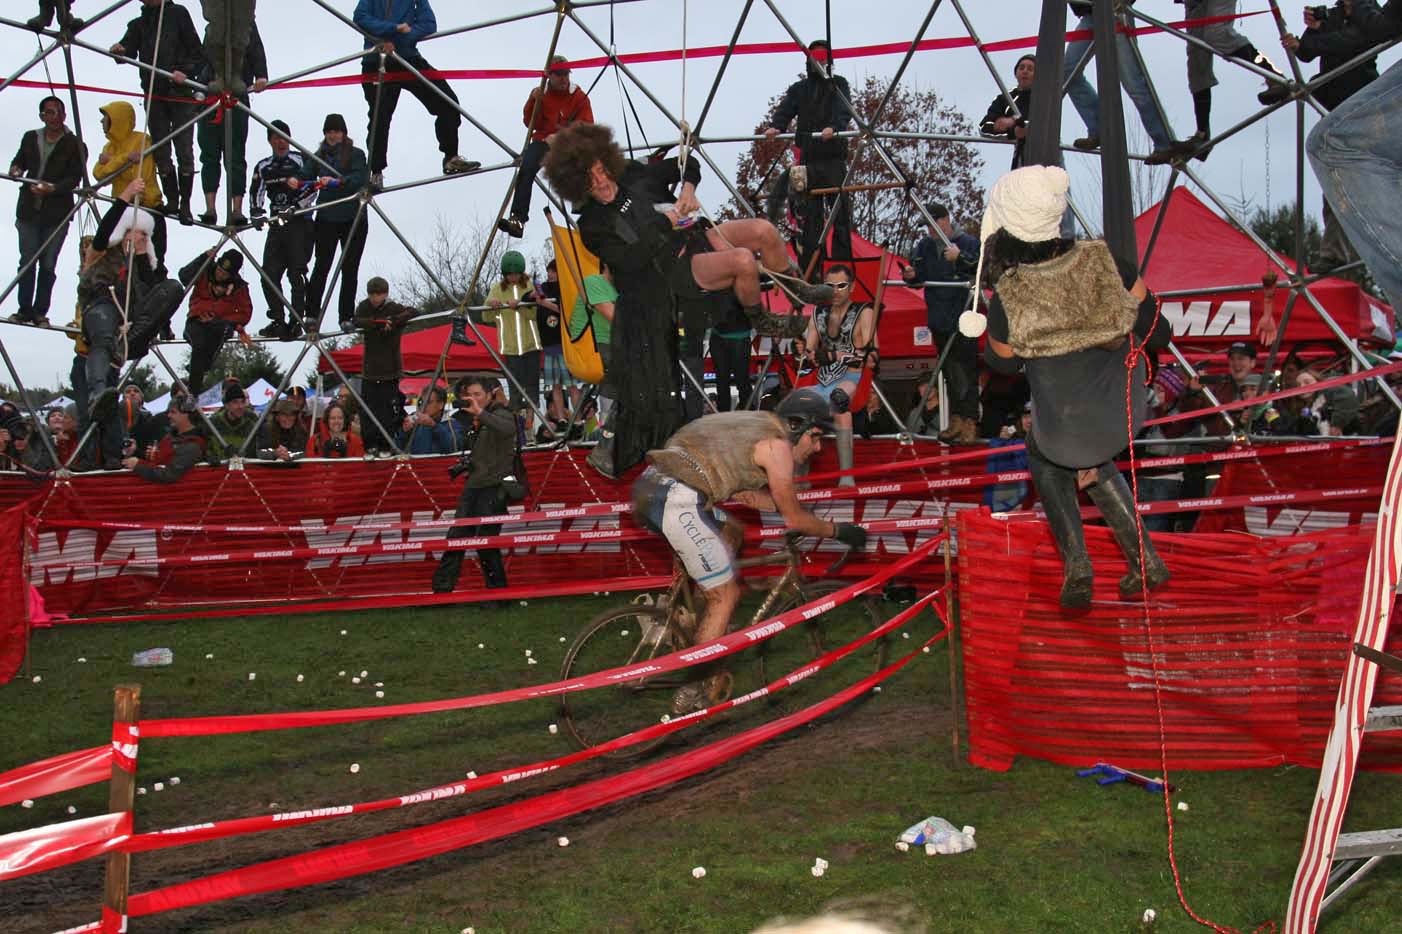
[{"left": 1, "top": 0, "right": 1397, "bottom": 473}]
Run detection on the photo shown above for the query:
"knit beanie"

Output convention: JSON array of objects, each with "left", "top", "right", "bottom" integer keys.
[{"left": 980, "top": 165, "right": 1069, "bottom": 244}]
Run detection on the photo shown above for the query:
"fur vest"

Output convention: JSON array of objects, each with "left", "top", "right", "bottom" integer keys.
[{"left": 994, "top": 240, "right": 1139, "bottom": 359}]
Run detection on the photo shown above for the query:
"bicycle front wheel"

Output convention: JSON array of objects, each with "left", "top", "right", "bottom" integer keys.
[{"left": 558, "top": 605, "right": 688, "bottom": 756}]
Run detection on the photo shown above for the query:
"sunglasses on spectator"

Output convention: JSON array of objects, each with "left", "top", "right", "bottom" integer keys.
[
  {"left": 824, "top": 281, "right": 851, "bottom": 290},
  {"left": 40, "top": 108, "right": 62, "bottom": 116}
]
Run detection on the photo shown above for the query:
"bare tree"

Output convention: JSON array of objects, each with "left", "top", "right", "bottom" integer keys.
[
  {"left": 392, "top": 213, "right": 510, "bottom": 318},
  {"left": 728, "top": 76, "right": 986, "bottom": 256}
]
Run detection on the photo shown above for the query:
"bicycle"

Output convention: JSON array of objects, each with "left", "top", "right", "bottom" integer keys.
[{"left": 558, "top": 531, "right": 887, "bottom": 756}]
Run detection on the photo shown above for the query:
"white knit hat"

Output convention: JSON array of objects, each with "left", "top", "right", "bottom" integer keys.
[
  {"left": 958, "top": 165, "right": 1071, "bottom": 339},
  {"left": 980, "top": 165, "right": 1070, "bottom": 244},
  {"left": 110, "top": 206, "right": 158, "bottom": 266}
]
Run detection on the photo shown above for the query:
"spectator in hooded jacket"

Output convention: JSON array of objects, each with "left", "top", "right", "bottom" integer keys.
[
  {"left": 352, "top": 0, "right": 481, "bottom": 188},
  {"left": 208, "top": 381, "right": 259, "bottom": 459},
  {"left": 93, "top": 101, "right": 167, "bottom": 266},
  {"left": 109, "top": 0, "right": 205, "bottom": 224},
  {"left": 180, "top": 247, "right": 252, "bottom": 394},
  {"left": 498, "top": 56, "right": 593, "bottom": 239},
  {"left": 9, "top": 95, "right": 86, "bottom": 327},
  {"left": 293, "top": 114, "right": 368, "bottom": 334},
  {"left": 125, "top": 391, "right": 207, "bottom": 482}
]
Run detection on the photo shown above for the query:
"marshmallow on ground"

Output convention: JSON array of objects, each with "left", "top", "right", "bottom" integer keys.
[
  {"left": 524, "top": 649, "right": 532, "bottom": 657},
  {"left": 1177, "top": 801, "right": 1190, "bottom": 812},
  {"left": 153, "top": 782, "right": 164, "bottom": 791},
  {"left": 247, "top": 672, "right": 256, "bottom": 681},
  {"left": 205, "top": 653, "right": 215, "bottom": 659},
  {"left": 31, "top": 675, "right": 41, "bottom": 683},
  {"left": 528, "top": 658, "right": 538, "bottom": 665},
  {"left": 349, "top": 763, "right": 360, "bottom": 774},
  {"left": 296, "top": 674, "right": 304, "bottom": 682},
  {"left": 359, "top": 670, "right": 368, "bottom": 678},
  {"left": 352, "top": 677, "right": 361, "bottom": 684},
  {"left": 21, "top": 799, "right": 34, "bottom": 808},
  {"left": 77, "top": 657, "right": 86, "bottom": 663},
  {"left": 66, "top": 805, "right": 76, "bottom": 814},
  {"left": 814, "top": 858, "right": 829, "bottom": 870},
  {"left": 340, "top": 629, "right": 347, "bottom": 635},
  {"left": 691, "top": 866, "right": 706, "bottom": 879},
  {"left": 895, "top": 841, "right": 909, "bottom": 852},
  {"left": 548, "top": 723, "right": 559, "bottom": 734},
  {"left": 466, "top": 770, "right": 477, "bottom": 779},
  {"left": 811, "top": 866, "right": 825, "bottom": 877},
  {"left": 477, "top": 643, "right": 485, "bottom": 649},
  {"left": 557, "top": 836, "right": 569, "bottom": 847},
  {"left": 170, "top": 777, "right": 181, "bottom": 785},
  {"left": 1143, "top": 908, "right": 1157, "bottom": 923},
  {"left": 375, "top": 691, "right": 385, "bottom": 698}
]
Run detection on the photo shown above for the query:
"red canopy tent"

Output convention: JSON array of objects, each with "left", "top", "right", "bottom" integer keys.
[
  {"left": 1134, "top": 186, "right": 1392, "bottom": 352},
  {"left": 317, "top": 322, "right": 503, "bottom": 378}
]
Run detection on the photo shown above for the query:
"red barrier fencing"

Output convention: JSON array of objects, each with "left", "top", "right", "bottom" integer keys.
[{"left": 957, "top": 509, "right": 1402, "bottom": 772}]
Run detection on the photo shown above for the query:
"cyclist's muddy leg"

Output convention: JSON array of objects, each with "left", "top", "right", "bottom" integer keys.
[{"left": 695, "top": 579, "right": 741, "bottom": 645}]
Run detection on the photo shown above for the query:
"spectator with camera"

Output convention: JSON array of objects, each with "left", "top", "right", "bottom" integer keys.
[
  {"left": 258, "top": 397, "right": 308, "bottom": 461},
  {"left": 432, "top": 376, "right": 516, "bottom": 597},
  {"left": 308, "top": 401, "right": 364, "bottom": 458},
  {"left": 124, "top": 391, "right": 207, "bottom": 482},
  {"left": 353, "top": 276, "right": 416, "bottom": 453},
  {"left": 400, "top": 385, "right": 457, "bottom": 455},
  {"left": 181, "top": 247, "right": 253, "bottom": 394},
  {"left": 208, "top": 381, "right": 259, "bottom": 459}
]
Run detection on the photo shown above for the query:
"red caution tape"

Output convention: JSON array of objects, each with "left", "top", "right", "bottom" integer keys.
[
  {"left": 122, "top": 593, "right": 942, "bottom": 855},
  {"left": 0, "top": 746, "right": 110, "bottom": 808},
  {"left": 0, "top": 812, "right": 130, "bottom": 882},
  {"left": 137, "top": 535, "right": 943, "bottom": 739},
  {"left": 119, "top": 634, "right": 942, "bottom": 920}
]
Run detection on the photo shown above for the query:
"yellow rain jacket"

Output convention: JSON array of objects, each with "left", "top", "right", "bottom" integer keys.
[{"left": 94, "top": 101, "right": 162, "bottom": 208}]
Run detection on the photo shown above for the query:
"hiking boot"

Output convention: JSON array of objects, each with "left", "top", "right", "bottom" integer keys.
[
  {"left": 443, "top": 155, "right": 481, "bottom": 175},
  {"left": 742, "top": 304, "right": 809, "bottom": 339},
  {"left": 198, "top": 211, "right": 217, "bottom": 226},
  {"left": 6, "top": 312, "right": 33, "bottom": 325},
  {"left": 1073, "top": 136, "right": 1100, "bottom": 152},
  {"left": 258, "top": 320, "right": 287, "bottom": 340},
  {"left": 938, "top": 414, "right": 970, "bottom": 444},
  {"left": 586, "top": 441, "right": 619, "bottom": 480},
  {"left": 496, "top": 215, "right": 525, "bottom": 238},
  {"left": 32, "top": 315, "right": 49, "bottom": 328},
  {"left": 1258, "top": 84, "right": 1290, "bottom": 106}
]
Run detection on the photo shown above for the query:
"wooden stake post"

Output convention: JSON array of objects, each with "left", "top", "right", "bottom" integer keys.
[{"left": 101, "top": 684, "right": 141, "bottom": 934}]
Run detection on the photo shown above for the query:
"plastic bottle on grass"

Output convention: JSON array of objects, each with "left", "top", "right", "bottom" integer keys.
[
  {"left": 896, "top": 816, "right": 976, "bottom": 854},
  {"left": 132, "top": 647, "right": 173, "bottom": 667}
]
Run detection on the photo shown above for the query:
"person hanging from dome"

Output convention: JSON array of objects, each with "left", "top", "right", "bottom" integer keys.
[
  {"left": 976, "top": 165, "right": 1172, "bottom": 609},
  {"left": 543, "top": 122, "right": 833, "bottom": 479}
]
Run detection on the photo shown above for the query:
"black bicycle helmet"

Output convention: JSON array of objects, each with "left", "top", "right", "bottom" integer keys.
[{"left": 776, "top": 387, "right": 846, "bottom": 442}]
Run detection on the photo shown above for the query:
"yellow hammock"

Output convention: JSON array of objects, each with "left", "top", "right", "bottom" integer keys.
[{"left": 548, "top": 220, "right": 605, "bottom": 385}]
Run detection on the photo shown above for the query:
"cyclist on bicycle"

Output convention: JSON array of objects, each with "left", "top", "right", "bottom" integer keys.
[{"left": 631, "top": 388, "right": 869, "bottom": 712}]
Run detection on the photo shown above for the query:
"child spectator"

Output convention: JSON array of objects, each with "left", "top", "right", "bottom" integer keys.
[
  {"left": 352, "top": 276, "right": 416, "bottom": 452},
  {"left": 482, "top": 251, "right": 541, "bottom": 424},
  {"left": 534, "top": 260, "right": 579, "bottom": 436}
]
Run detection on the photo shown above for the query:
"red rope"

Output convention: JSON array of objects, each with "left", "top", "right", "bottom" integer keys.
[{"left": 1122, "top": 307, "right": 1277, "bottom": 934}]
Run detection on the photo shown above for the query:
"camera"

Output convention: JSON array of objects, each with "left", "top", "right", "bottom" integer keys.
[
  {"left": 448, "top": 452, "right": 474, "bottom": 480},
  {"left": 325, "top": 437, "right": 348, "bottom": 457},
  {"left": 1307, "top": 5, "right": 1328, "bottom": 22}
]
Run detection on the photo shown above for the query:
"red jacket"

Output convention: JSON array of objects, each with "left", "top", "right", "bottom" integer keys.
[
  {"left": 188, "top": 276, "right": 253, "bottom": 327},
  {"left": 308, "top": 429, "right": 365, "bottom": 459},
  {"left": 524, "top": 86, "right": 593, "bottom": 141}
]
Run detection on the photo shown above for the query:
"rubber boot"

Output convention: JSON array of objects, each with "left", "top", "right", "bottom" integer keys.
[
  {"left": 742, "top": 303, "right": 807, "bottom": 339},
  {"left": 1027, "top": 442, "right": 1094, "bottom": 609},
  {"left": 177, "top": 175, "right": 196, "bottom": 226},
  {"left": 835, "top": 426, "right": 855, "bottom": 487},
  {"left": 1084, "top": 468, "right": 1170, "bottom": 598},
  {"left": 783, "top": 264, "right": 835, "bottom": 305},
  {"left": 158, "top": 168, "right": 180, "bottom": 216}
]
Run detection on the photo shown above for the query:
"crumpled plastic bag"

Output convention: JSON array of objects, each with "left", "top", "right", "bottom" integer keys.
[{"left": 897, "top": 816, "right": 977, "bottom": 855}]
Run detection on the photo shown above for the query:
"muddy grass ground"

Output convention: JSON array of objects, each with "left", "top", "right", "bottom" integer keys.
[{"left": 3, "top": 595, "right": 1399, "bottom": 933}]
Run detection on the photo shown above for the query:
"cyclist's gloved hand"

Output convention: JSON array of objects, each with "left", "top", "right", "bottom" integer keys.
[{"left": 833, "top": 522, "right": 867, "bottom": 552}]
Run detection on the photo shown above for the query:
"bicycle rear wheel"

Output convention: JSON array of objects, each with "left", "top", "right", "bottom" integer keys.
[{"left": 558, "top": 606, "right": 688, "bottom": 756}]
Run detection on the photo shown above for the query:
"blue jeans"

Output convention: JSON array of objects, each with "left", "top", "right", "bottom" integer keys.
[
  {"left": 82, "top": 301, "right": 125, "bottom": 465},
  {"left": 1136, "top": 476, "right": 1183, "bottom": 533},
  {"left": 15, "top": 217, "right": 70, "bottom": 319},
  {"left": 1064, "top": 15, "right": 1175, "bottom": 149},
  {"left": 1308, "top": 60, "right": 1402, "bottom": 311}
]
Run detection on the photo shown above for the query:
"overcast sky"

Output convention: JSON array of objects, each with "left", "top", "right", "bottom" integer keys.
[{"left": 1, "top": 0, "right": 1395, "bottom": 393}]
